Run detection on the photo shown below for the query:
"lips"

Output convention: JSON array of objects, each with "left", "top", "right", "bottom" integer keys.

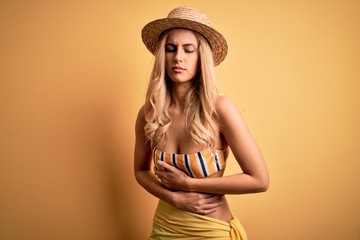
[{"left": 172, "top": 66, "right": 185, "bottom": 73}]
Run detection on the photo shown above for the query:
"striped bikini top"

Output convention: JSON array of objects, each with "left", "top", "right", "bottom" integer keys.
[{"left": 153, "top": 148, "right": 227, "bottom": 178}]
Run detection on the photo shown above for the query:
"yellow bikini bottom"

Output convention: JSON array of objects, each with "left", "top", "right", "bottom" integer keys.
[{"left": 149, "top": 200, "right": 247, "bottom": 240}]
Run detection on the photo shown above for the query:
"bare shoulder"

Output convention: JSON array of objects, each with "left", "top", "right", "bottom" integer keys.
[
  {"left": 136, "top": 105, "right": 145, "bottom": 118},
  {"left": 135, "top": 105, "right": 146, "bottom": 131},
  {"left": 215, "top": 94, "right": 239, "bottom": 117},
  {"left": 215, "top": 94, "right": 246, "bottom": 133}
]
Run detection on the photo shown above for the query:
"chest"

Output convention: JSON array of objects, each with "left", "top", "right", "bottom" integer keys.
[{"left": 165, "top": 114, "right": 195, "bottom": 153}]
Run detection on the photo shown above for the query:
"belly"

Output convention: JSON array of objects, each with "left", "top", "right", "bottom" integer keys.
[
  {"left": 205, "top": 196, "right": 232, "bottom": 222},
  {"left": 203, "top": 171, "right": 232, "bottom": 222}
]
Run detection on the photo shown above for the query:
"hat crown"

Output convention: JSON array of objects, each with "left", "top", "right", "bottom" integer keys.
[
  {"left": 167, "top": 6, "right": 212, "bottom": 27},
  {"left": 142, "top": 6, "right": 227, "bottom": 66}
]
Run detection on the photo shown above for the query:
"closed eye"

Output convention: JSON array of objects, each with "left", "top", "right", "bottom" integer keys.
[
  {"left": 165, "top": 44, "right": 176, "bottom": 52},
  {"left": 183, "top": 44, "right": 197, "bottom": 53}
]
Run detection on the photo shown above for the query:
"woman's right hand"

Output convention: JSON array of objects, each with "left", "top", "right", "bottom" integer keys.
[{"left": 170, "top": 191, "right": 224, "bottom": 215}]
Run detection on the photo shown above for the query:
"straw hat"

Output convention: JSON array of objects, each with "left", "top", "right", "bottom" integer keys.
[{"left": 141, "top": 6, "right": 228, "bottom": 66}]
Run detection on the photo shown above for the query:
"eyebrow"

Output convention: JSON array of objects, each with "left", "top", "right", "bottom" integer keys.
[{"left": 166, "top": 43, "right": 198, "bottom": 47}]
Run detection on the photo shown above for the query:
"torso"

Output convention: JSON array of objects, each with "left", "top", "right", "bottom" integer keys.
[{"left": 155, "top": 103, "right": 233, "bottom": 222}]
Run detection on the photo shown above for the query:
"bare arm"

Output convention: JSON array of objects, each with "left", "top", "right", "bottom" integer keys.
[
  {"left": 134, "top": 107, "right": 224, "bottom": 214},
  {"left": 156, "top": 95, "right": 269, "bottom": 194},
  {"left": 133, "top": 107, "right": 171, "bottom": 202}
]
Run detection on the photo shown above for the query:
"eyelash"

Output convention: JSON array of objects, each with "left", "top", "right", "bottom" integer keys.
[
  {"left": 165, "top": 48, "right": 175, "bottom": 52},
  {"left": 165, "top": 48, "right": 194, "bottom": 53}
]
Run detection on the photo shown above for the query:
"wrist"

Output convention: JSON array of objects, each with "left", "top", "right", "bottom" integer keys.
[
  {"left": 167, "top": 191, "right": 178, "bottom": 207},
  {"left": 184, "top": 177, "right": 195, "bottom": 192}
]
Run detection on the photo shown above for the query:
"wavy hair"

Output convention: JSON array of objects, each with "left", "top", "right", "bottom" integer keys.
[{"left": 144, "top": 30, "right": 219, "bottom": 150}]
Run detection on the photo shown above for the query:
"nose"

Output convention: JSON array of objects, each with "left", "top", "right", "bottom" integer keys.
[{"left": 174, "top": 49, "right": 183, "bottom": 63}]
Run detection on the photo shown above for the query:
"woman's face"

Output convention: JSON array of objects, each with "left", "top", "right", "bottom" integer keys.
[{"left": 165, "top": 29, "right": 199, "bottom": 85}]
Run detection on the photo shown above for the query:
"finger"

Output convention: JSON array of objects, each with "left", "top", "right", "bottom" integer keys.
[
  {"left": 196, "top": 203, "right": 220, "bottom": 215},
  {"left": 157, "top": 160, "right": 177, "bottom": 172},
  {"left": 197, "top": 208, "right": 217, "bottom": 215},
  {"left": 202, "top": 193, "right": 217, "bottom": 199},
  {"left": 204, "top": 194, "right": 224, "bottom": 200},
  {"left": 154, "top": 170, "right": 170, "bottom": 185},
  {"left": 196, "top": 193, "right": 219, "bottom": 200},
  {"left": 202, "top": 195, "right": 224, "bottom": 205},
  {"left": 199, "top": 200, "right": 223, "bottom": 213},
  {"left": 154, "top": 169, "right": 167, "bottom": 180}
]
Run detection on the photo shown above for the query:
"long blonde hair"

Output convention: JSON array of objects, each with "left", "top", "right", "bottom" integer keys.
[{"left": 144, "top": 30, "right": 219, "bottom": 150}]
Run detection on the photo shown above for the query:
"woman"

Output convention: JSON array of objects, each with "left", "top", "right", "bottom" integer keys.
[{"left": 134, "top": 6, "right": 269, "bottom": 239}]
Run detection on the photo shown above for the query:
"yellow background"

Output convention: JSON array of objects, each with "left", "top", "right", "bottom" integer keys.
[{"left": 1, "top": 0, "right": 359, "bottom": 239}]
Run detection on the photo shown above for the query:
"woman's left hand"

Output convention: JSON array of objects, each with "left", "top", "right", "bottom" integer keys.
[{"left": 155, "top": 160, "right": 191, "bottom": 191}]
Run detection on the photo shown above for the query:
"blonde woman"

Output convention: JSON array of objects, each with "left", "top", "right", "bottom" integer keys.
[{"left": 134, "top": 6, "right": 269, "bottom": 239}]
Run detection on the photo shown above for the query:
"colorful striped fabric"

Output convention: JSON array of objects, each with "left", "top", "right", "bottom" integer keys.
[{"left": 153, "top": 148, "right": 227, "bottom": 178}]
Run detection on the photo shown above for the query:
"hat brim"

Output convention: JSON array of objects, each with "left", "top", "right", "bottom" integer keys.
[{"left": 141, "top": 18, "right": 227, "bottom": 66}]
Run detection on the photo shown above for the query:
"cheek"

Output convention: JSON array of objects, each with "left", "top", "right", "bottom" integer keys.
[
  {"left": 165, "top": 56, "right": 171, "bottom": 69},
  {"left": 194, "top": 53, "right": 200, "bottom": 66},
  {"left": 193, "top": 57, "right": 200, "bottom": 71}
]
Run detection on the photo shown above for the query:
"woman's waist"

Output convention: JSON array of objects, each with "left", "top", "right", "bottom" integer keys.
[
  {"left": 156, "top": 196, "right": 232, "bottom": 223},
  {"left": 205, "top": 196, "right": 232, "bottom": 222}
]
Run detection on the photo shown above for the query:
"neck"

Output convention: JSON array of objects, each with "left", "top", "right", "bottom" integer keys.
[{"left": 170, "top": 81, "right": 194, "bottom": 110}]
